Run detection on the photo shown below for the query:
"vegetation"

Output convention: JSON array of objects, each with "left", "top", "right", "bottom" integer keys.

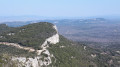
[
  {"left": 0, "top": 45, "right": 36, "bottom": 57},
  {"left": 48, "top": 35, "right": 113, "bottom": 67},
  {"left": 0, "top": 24, "right": 14, "bottom": 34},
  {"left": 0, "top": 22, "right": 56, "bottom": 49}
]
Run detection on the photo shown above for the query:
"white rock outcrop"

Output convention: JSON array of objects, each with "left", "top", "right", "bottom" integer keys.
[
  {"left": 84, "top": 46, "right": 86, "bottom": 50},
  {"left": 91, "top": 54, "right": 96, "bottom": 58}
]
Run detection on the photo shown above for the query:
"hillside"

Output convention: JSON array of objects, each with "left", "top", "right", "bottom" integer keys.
[
  {"left": 0, "top": 22, "right": 57, "bottom": 49},
  {"left": 0, "top": 24, "right": 14, "bottom": 34},
  {"left": 0, "top": 22, "right": 119, "bottom": 67}
]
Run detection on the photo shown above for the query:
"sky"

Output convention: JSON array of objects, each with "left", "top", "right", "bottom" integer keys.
[{"left": 0, "top": 0, "right": 120, "bottom": 17}]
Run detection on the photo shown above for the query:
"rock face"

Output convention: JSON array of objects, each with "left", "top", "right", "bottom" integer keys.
[{"left": 0, "top": 25, "right": 59, "bottom": 67}]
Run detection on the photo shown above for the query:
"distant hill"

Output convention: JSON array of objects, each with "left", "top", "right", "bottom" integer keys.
[{"left": 0, "top": 18, "right": 106, "bottom": 27}]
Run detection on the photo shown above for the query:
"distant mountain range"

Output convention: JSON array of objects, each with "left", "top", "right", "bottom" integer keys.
[
  {"left": 0, "top": 18, "right": 106, "bottom": 27},
  {"left": 0, "top": 15, "right": 120, "bottom": 22}
]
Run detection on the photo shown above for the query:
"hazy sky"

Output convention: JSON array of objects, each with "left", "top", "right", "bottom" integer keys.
[{"left": 0, "top": 0, "right": 120, "bottom": 17}]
